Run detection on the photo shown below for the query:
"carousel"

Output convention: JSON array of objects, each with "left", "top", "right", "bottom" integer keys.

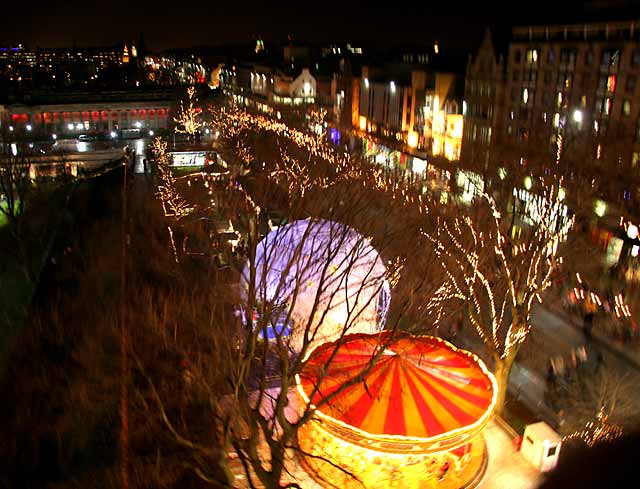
[
  {"left": 240, "top": 219, "right": 391, "bottom": 352},
  {"left": 295, "top": 332, "right": 497, "bottom": 488}
]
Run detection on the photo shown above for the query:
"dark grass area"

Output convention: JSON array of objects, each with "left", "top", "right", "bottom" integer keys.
[
  {"left": 0, "top": 184, "right": 74, "bottom": 376},
  {"left": 0, "top": 170, "right": 229, "bottom": 489}
]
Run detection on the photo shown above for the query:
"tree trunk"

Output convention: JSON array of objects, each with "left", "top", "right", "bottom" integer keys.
[{"left": 493, "top": 348, "right": 517, "bottom": 415}]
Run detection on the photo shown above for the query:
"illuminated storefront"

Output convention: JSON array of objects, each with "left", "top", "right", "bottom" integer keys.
[{"left": 297, "top": 332, "right": 497, "bottom": 488}]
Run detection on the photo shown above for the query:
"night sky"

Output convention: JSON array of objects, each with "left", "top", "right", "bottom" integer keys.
[{"left": 2, "top": 1, "right": 640, "bottom": 51}]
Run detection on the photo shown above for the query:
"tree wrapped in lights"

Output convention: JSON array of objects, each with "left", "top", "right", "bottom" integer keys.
[
  {"left": 141, "top": 101, "right": 444, "bottom": 488},
  {"left": 422, "top": 177, "right": 574, "bottom": 413},
  {"left": 173, "top": 86, "right": 202, "bottom": 138},
  {"left": 564, "top": 407, "right": 624, "bottom": 448},
  {"left": 556, "top": 367, "right": 639, "bottom": 443},
  {"left": 151, "top": 138, "right": 193, "bottom": 220}
]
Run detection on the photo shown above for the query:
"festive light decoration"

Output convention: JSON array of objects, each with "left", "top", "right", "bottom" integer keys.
[
  {"left": 296, "top": 332, "right": 497, "bottom": 488},
  {"left": 208, "top": 103, "right": 435, "bottom": 214},
  {"left": 564, "top": 407, "right": 624, "bottom": 447},
  {"left": 422, "top": 178, "right": 574, "bottom": 373},
  {"left": 239, "top": 219, "right": 391, "bottom": 352},
  {"left": 174, "top": 86, "right": 203, "bottom": 136},
  {"left": 151, "top": 138, "right": 194, "bottom": 219}
]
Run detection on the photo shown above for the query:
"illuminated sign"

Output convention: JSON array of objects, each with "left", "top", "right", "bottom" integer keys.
[{"left": 170, "top": 151, "right": 206, "bottom": 167}]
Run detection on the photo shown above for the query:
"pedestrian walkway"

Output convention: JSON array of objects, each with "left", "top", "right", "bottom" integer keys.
[
  {"left": 543, "top": 301, "right": 640, "bottom": 372},
  {"left": 476, "top": 419, "right": 542, "bottom": 489}
]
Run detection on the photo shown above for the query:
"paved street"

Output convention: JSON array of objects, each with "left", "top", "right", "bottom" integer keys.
[
  {"left": 451, "top": 299, "right": 640, "bottom": 430},
  {"left": 507, "top": 303, "right": 640, "bottom": 429}
]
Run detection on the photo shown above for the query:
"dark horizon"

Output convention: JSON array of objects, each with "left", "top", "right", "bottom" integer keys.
[{"left": 3, "top": 1, "right": 640, "bottom": 51}]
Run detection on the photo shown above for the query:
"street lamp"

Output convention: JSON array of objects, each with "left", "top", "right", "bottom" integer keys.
[{"left": 26, "top": 124, "right": 32, "bottom": 131}]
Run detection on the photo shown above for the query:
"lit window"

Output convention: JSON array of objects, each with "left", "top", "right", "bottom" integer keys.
[
  {"left": 623, "top": 100, "right": 632, "bottom": 116},
  {"left": 522, "top": 88, "right": 529, "bottom": 105},
  {"left": 525, "top": 49, "right": 539, "bottom": 65}
]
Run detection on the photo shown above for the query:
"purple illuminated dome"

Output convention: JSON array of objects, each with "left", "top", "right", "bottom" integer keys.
[{"left": 241, "top": 219, "right": 391, "bottom": 351}]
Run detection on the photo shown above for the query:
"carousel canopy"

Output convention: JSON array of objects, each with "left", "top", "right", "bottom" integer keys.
[{"left": 298, "top": 332, "right": 496, "bottom": 439}]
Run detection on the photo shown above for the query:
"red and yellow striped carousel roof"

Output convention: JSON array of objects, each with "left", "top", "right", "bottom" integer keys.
[{"left": 298, "top": 332, "right": 496, "bottom": 439}]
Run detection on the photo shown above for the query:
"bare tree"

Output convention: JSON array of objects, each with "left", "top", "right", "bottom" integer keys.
[
  {"left": 137, "top": 101, "right": 445, "bottom": 488},
  {"left": 558, "top": 368, "right": 639, "bottom": 442},
  {"left": 0, "top": 126, "right": 35, "bottom": 282},
  {"left": 173, "top": 86, "right": 202, "bottom": 143},
  {"left": 422, "top": 175, "right": 573, "bottom": 414}
]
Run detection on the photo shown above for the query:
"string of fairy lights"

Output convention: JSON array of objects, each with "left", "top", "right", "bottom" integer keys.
[
  {"left": 152, "top": 138, "right": 194, "bottom": 220},
  {"left": 173, "top": 100, "right": 576, "bottom": 363},
  {"left": 564, "top": 407, "right": 624, "bottom": 447},
  {"left": 422, "top": 179, "right": 573, "bottom": 361},
  {"left": 208, "top": 103, "right": 435, "bottom": 216},
  {"left": 174, "top": 86, "right": 203, "bottom": 136},
  {"left": 154, "top": 95, "right": 627, "bottom": 450}
]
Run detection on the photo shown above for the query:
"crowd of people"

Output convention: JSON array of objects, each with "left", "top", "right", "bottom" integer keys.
[
  {"left": 562, "top": 277, "right": 639, "bottom": 346},
  {"left": 544, "top": 344, "right": 604, "bottom": 408}
]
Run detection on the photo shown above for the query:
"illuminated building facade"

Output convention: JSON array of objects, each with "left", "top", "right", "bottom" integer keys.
[
  {"left": 2, "top": 90, "right": 173, "bottom": 135},
  {"left": 460, "top": 29, "right": 505, "bottom": 169},
  {"left": 296, "top": 332, "right": 497, "bottom": 488},
  {"left": 221, "top": 64, "right": 318, "bottom": 108},
  {"left": 464, "top": 21, "right": 640, "bottom": 181},
  {"left": 0, "top": 45, "right": 36, "bottom": 66},
  {"left": 355, "top": 65, "right": 464, "bottom": 160}
]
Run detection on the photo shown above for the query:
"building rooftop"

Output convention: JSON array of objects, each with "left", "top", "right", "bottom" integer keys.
[{"left": 512, "top": 19, "right": 640, "bottom": 41}]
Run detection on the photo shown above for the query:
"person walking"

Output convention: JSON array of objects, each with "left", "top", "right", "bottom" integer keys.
[{"left": 584, "top": 309, "right": 595, "bottom": 336}]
